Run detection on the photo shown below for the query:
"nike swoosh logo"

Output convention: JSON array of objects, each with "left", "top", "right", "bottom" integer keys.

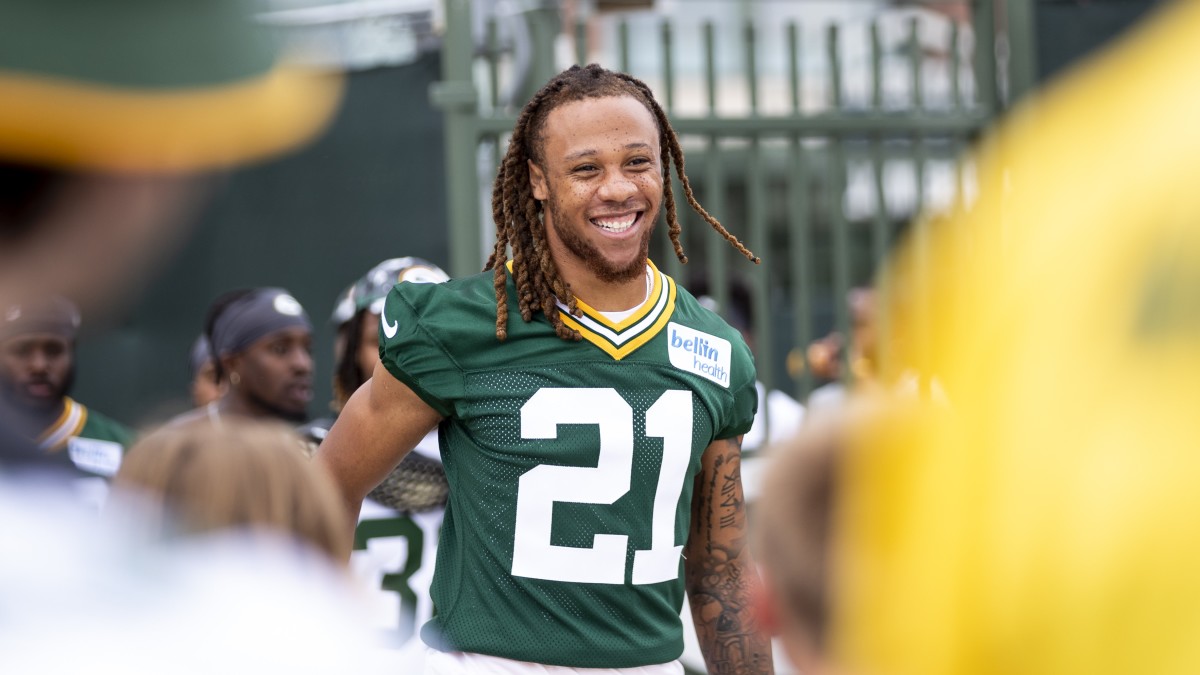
[{"left": 381, "top": 299, "right": 399, "bottom": 339}]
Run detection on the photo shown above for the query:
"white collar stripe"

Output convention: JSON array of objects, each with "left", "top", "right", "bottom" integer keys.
[
  {"left": 39, "top": 399, "right": 83, "bottom": 451},
  {"left": 557, "top": 269, "right": 670, "bottom": 345}
]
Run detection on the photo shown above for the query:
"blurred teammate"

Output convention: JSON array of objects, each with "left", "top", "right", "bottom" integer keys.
[
  {"left": 0, "top": 0, "right": 340, "bottom": 470},
  {"left": 804, "top": 287, "right": 878, "bottom": 420},
  {"left": 318, "top": 64, "right": 772, "bottom": 673},
  {"left": 302, "top": 257, "right": 450, "bottom": 666},
  {"left": 0, "top": 2, "right": 341, "bottom": 323},
  {"left": 0, "top": 296, "right": 134, "bottom": 485},
  {"left": 170, "top": 288, "right": 314, "bottom": 427},
  {"left": 759, "top": 3, "right": 1200, "bottom": 675},
  {"left": 0, "top": 1, "right": 367, "bottom": 672}
]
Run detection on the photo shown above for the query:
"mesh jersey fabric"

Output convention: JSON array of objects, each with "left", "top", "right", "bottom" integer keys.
[{"left": 378, "top": 263, "right": 757, "bottom": 668}]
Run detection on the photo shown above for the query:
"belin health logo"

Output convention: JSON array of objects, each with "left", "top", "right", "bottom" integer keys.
[{"left": 666, "top": 322, "right": 732, "bottom": 388}]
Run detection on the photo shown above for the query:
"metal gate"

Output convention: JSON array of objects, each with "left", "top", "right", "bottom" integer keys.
[{"left": 432, "top": 0, "right": 1036, "bottom": 404}]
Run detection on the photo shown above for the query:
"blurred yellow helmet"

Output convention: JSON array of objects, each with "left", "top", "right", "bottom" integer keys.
[{"left": 831, "top": 3, "right": 1200, "bottom": 675}]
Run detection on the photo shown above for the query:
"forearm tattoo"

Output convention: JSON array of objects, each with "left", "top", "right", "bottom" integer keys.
[{"left": 687, "top": 441, "right": 774, "bottom": 674}]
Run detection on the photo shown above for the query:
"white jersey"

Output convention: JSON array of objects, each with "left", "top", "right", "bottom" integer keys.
[{"left": 350, "top": 430, "right": 445, "bottom": 672}]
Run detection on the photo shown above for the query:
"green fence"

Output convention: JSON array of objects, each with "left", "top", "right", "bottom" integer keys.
[{"left": 432, "top": 0, "right": 1035, "bottom": 407}]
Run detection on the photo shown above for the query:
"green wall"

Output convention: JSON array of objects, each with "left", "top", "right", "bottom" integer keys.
[{"left": 73, "top": 53, "right": 449, "bottom": 430}]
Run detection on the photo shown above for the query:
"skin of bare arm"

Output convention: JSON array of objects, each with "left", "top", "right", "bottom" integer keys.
[
  {"left": 314, "top": 360, "right": 443, "bottom": 539},
  {"left": 685, "top": 436, "right": 775, "bottom": 675}
]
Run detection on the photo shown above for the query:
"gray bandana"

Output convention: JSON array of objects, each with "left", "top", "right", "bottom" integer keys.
[{"left": 210, "top": 288, "right": 311, "bottom": 357}]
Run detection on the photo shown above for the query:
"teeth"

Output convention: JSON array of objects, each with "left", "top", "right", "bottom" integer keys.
[{"left": 592, "top": 213, "right": 638, "bottom": 233}]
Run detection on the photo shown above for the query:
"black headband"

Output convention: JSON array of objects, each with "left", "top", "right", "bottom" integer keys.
[{"left": 210, "top": 288, "right": 311, "bottom": 357}]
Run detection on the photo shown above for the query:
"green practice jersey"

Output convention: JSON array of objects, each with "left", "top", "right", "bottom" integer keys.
[
  {"left": 39, "top": 397, "right": 134, "bottom": 478},
  {"left": 379, "top": 261, "right": 757, "bottom": 668}
]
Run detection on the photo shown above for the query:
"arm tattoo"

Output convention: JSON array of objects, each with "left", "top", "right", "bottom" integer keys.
[{"left": 687, "top": 440, "right": 774, "bottom": 674}]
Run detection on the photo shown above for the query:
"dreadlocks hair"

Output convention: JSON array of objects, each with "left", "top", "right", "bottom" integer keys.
[
  {"left": 483, "top": 63, "right": 759, "bottom": 343},
  {"left": 332, "top": 308, "right": 369, "bottom": 413}
]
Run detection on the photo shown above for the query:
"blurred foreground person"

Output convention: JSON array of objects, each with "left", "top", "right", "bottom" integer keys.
[
  {"left": 112, "top": 420, "right": 351, "bottom": 561},
  {"left": 305, "top": 257, "right": 450, "bottom": 668},
  {"left": 759, "top": 3, "right": 1200, "bottom": 675},
  {"left": 170, "top": 288, "right": 314, "bottom": 427},
  {"left": 0, "top": 0, "right": 341, "bottom": 320},
  {"left": 0, "top": 296, "right": 134, "bottom": 497},
  {"left": 0, "top": 0, "right": 341, "bottom": 465},
  {"left": 0, "top": 420, "right": 380, "bottom": 674}
]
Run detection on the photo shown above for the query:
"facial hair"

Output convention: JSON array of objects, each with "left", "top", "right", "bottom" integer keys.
[
  {"left": 0, "top": 364, "right": 73, "bottom": 413},
  {"left": 545, "top": 192, "right": 656, "bottom": 284}
]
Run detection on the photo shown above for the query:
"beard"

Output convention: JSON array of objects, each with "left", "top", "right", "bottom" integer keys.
[
  {"left": 546, "top": 195, "right": 656, "bottom": 284},
  {"left": 0, "top": 365, "right": 73, "bottom": 413}
]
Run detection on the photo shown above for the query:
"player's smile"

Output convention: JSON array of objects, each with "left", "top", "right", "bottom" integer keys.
[{"left": 590, "top": 209, "right": 644, "bottom": 235}]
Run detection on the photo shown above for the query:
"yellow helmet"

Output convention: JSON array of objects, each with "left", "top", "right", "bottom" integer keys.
[{"left": 832, "top": 3, "right": 1200, "bottom": 675}]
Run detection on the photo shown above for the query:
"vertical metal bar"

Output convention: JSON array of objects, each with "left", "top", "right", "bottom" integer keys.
[
  {"left": 487, "top": 17, "right": 500, "bottom": 110},
  {"left": 486, "top": 55, "right": 502, "bottom": 265},
  {"left": 827, "top": 23, "right": 851, "bottom": 368},
  {"left": 910, "top": 17, "right": 926, "bottom": 216},
  {"left": 827, "top": 24, "right": 842, "bottom": 110},
  {"left": 972, "top": 0, "right": 998, "bottom": 112},
  {"left": 865, "top": 17, "right": 891, "bottom": 368},
  {"left": 871, "top": 137, "right": 889, "bottom": 261},
  {"left": 743, "top": 19, "right": 772, "bottom": 422},
  {"left": 870, "top": 21, "right": 882, "bottom": 110},
  {"left": 744, "top": 21, "right": 759, "bottom": 115},
  {"left": 788, "top": 22, "right": 801, "bottom": 114},
  {"left": 618, "top": 19, "right": 630, "bottom": 74},
  {"left": 524, "top": 4, "right": 561, "bottom": 102},
  {"left": 575, "top": 18, "right": 587, "bottom": 66},
  {"left": 870, "top": 19, "right": 888, "bottom": 265},
  {"left": 661, "top": 20, "right": 675, "bottom": 113},
  {"left": 659, "top": 18, "right": 683, "bottom": 282},
  {"left": 1005, "top": 0, "right": 1039, "bottom": 104},
  {"left": 909, "top": 17, "right": 923, "bottom": 110},
  {"left": 437, "top": 0, "right": 481, "bottom": 278},
  {"left": 787, "top": 21, "right": 813, "bottom": 399},
  {"left": 950, "top": 20, "right": 962, "bottom": 111},
  {"left": 705, "top": 22, "right": 719, "bottom": 115},
  {"left": 703, "top": 21, "right": 728, "bottom": 318}
]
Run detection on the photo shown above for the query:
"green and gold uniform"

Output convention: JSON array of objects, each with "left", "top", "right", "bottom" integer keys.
[
  {"left": 38, "top": 397, "right": 134, "bottom": 478},
  {"left": 379, "top": 261, "right": 757, "bottom": 668}
]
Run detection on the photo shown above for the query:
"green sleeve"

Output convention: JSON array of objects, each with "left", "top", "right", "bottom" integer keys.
[
  {"left": 716, "top": 342, "right": 758, "bottom": 440},
  {"left": 377, "top": 284, "right": 464, "bottom": 418}
]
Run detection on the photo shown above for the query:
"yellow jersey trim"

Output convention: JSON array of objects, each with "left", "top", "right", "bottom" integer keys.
[
  {"left": 503, "top": 259, "right": 678, "bottom": 361},
  {"left": 38, "top": 397, "right": 87, "bottom": 452}
]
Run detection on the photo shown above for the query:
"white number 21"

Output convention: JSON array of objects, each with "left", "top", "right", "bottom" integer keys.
[{"left": 512, "top": 388, "right": 693, "bottom": 585}]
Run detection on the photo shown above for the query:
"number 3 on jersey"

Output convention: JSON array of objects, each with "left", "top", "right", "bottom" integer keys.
[{"left": 512, "top": 388, "right": 693, "bottom": 585}]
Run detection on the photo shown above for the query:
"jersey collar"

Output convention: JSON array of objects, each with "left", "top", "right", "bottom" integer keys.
[
  {"left": 38, "top": 396, "right": 87, "bottom": 452},
  {"left": 505, "top": 259, "right": 678, "bottom": 360}
]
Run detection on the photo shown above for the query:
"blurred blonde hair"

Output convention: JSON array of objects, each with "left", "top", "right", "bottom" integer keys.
[{"left": 113, "top": 420, "right": 350, "bottom": 561}]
